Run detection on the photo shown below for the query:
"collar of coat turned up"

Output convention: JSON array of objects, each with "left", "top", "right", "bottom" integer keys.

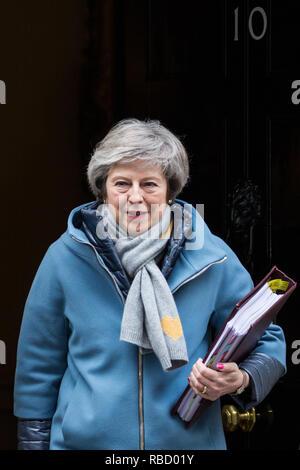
[
  {"left": 67, "top": 198, "right": 227, "bottom": 296},
  {"left": 76, "top": 200, "right": 189, "bottom": 283}
]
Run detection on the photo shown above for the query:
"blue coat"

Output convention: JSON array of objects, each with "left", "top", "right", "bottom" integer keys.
[{"left": 14, "top": 198, "right": 286, "bottom": 450}]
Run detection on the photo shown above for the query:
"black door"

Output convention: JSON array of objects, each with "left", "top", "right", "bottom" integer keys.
[{"left": 218, "top": 0, "right": 300, "bottom": 450}]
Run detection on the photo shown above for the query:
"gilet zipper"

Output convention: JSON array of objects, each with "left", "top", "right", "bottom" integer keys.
[
  {"left": 71, "top": 236, "right": 125, "bottom": 303},
  {"left": 71, "top": 235, "right": 226, "bottom": 450}
]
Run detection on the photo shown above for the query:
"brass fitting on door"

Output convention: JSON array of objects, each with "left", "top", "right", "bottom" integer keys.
[{"left": 222, "top": 404, "right": 256, "bottom": 432}]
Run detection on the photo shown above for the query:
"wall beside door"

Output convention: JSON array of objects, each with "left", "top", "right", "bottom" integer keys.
[{"left": 0, "top": 1, "right": 90, "bottom": 449}]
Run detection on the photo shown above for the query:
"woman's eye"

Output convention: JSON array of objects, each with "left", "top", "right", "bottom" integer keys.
[{"left": 115, "top": 181, "right": 157, "bottom": 187}]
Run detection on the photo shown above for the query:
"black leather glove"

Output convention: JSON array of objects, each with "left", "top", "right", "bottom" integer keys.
[{"left": 17, "top": 419, "right": 52, "bottom": 450}]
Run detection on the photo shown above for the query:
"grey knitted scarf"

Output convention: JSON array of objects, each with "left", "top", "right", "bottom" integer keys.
[{"left": 96, "top": 202, "right": 189, "bottom": 371}]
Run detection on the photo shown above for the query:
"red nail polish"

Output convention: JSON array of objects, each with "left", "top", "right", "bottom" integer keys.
[
  {"left": 188, "top": 377, "right": 190, "bottom": 382},
  {"left": 217, "top": 363, "right": 224, "bottom": 370}
]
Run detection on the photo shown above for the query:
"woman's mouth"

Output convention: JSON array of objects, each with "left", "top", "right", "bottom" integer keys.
[{"left": 127, "top": 211, "right": 148, "bottom": 219}]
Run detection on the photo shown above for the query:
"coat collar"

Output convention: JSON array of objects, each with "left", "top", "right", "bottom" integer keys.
[
  {"left": 166, "top": 198, "right": 227, "bottom": 292},
  {"left": 66, "top": 198, "right": 227, "bottom": 295}
]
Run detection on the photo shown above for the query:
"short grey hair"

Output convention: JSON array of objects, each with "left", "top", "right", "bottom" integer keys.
[{"left": 87, "top": 118, "right": 190, "bottom": 201}]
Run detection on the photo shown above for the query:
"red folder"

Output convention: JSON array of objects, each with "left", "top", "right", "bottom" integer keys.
[{"left": 171, "top": 266, "right": 297, "bottom": 429}]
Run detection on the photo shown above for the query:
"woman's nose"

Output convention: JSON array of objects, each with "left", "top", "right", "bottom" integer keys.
[{"left": 128, "top": 184, "right": 144, "bottom": 202}]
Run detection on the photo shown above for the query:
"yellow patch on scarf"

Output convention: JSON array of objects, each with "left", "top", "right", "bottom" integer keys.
[
  {"left": 160, "top": 219, "right": 173, "bottom": 239},
  {"left": 161, "top": 315, "right": 183, "bottom": 341}
]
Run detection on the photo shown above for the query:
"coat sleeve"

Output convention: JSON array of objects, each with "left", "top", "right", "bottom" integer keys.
[
  {"left": 14, "top": 243, "right": 68, "bottom": 424},
  {"left": 210, "top": 241, "right": 287, "bottom": 408}
]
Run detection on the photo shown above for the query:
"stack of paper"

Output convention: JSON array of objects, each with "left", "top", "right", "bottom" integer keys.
[{"left": 176, "top": 278, "right": 288, "bottom": 422}]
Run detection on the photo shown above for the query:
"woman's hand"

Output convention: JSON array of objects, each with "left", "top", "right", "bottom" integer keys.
[{"left": 188, "top": 358, "right": 249, "bottom": 401}]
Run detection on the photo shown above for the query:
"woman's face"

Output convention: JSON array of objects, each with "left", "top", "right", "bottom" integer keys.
[{"left": 105, "top": 159, "right": 168, "bottom": 234}]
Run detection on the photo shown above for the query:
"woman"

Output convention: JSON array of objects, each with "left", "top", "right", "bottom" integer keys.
[{"left": 14, "top": 118, "right": 286, "bottom": 450}]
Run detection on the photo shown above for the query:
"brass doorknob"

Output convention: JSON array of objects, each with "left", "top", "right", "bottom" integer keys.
[{"left": 222, "top": 404, "right": 256, "bottom": 432}]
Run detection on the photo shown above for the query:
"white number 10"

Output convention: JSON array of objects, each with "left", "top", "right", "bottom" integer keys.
[{"left": 234, "top": 6, "right": 268, "bottom": 41}]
